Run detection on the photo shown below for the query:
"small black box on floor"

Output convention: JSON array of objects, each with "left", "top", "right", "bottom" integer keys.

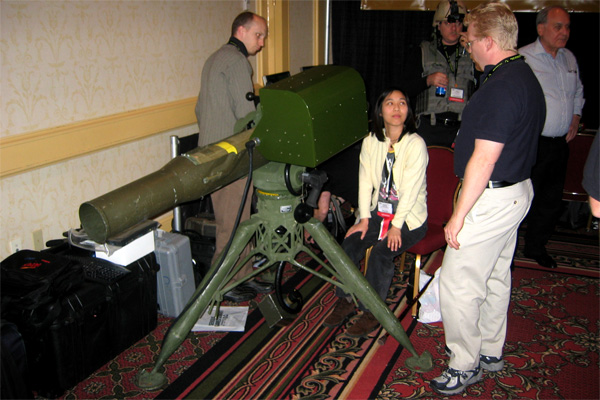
[
  {"left": 0, "top": 249, "right": 159, "bottom": 398},
  {"left": 258, "top": 294, "right": 296, "bottom": 328}
]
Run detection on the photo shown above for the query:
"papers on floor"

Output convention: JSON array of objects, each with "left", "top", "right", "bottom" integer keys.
[{"left": 192, "top": 306, "right": 249, "bottom": 332}]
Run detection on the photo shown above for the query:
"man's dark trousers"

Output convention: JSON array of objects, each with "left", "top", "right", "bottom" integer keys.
[{"left": 524, "top": 135, "right": 569, "bottom": 255}]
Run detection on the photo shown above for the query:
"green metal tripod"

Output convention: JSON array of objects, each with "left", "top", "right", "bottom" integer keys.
[{"left": 136, "top": 161, "right": 433, "bottom": 390}]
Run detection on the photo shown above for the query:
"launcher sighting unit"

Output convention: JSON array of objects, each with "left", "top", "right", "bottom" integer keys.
[{"left": 78, "top": 65, "right": 433, "bottom": 389}]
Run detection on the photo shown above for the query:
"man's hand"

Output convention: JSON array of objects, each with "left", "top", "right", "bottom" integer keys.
[
  {"left": 589, "top": 196, "right": 600, "bottom": 218},
  {"left": 426, "top": 72, "right": 449, "bottom": 88},
  {"left": 444, "top": 214, "right": 464, "bottom": 250},
  {"left": 566, "top": 114, "right": 581, "bottom": 142},
  {"left": 459, "top": 34, "right": 469, "bottom": 49}
]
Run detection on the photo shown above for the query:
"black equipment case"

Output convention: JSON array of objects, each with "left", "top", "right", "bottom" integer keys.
[
  {"left": 1, "top": 319, "right": 33, "bottom": 399},
  {"left": 1, "top": 247, "right": 158, "bottom": 398}
]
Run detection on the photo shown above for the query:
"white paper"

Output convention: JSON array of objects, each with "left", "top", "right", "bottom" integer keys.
[{"left": 192, "top": 306, "right": 249, "bottom": 332}]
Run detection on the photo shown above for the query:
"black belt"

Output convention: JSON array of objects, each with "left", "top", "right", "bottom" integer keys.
[
  {"left": 422, "top": 115, "right": 461, "bottom": 127},
  {"left": 487, "top": 180, "right": 516, "bottom": 189},
  {"left": 540, "top": 135, "right": 566, "bottom": 141},
  {"left": 436, "top": 118, "right": 460, "bottom": 127}
]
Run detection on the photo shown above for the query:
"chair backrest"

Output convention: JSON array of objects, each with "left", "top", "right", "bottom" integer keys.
[
  {"left": 262, "top": 71, "right": 291, "bottom": 87},
  {"left": 563, "top": 132, "right": 595, "bottom": 202},
  {"left": 177, "top": 133, "right": 200, "bottom": 155},
  {"left": 425, "top": 146, "right": 460, "bottom": 224}
]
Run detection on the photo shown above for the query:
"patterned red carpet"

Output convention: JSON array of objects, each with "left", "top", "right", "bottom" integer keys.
[
  {"left": 363, "top": 265, "right": 599, "bottom": 400},
  {"left": 57, "top": 229, "right": 598, "bottom": 400}
]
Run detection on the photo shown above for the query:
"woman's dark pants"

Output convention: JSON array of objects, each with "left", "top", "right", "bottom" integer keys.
[{"left": 337, "top": 211, "right": 427, "bottom": 311}]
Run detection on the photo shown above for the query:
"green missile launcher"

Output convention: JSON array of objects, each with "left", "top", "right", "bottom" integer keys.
[
  {"left": 80, "top": 66, "right": 368, "bottom": 244},
  {"left": 252, "top": 65, "right": 368, "bottom": 167},
  {"left": 78, "top": 65, "right": 432, "bottom": 391}
]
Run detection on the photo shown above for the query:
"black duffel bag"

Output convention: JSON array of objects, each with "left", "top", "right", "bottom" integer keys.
[{"left": 1, "top": 250, "right": 84, "bottom": 330}]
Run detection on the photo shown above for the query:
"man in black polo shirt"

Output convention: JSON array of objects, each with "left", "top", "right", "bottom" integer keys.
[{"left": 429, "top": 2, "right": 546, "bottom": 396}]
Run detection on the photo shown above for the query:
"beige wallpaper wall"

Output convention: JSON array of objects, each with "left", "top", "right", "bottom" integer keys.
[
  {"left": 289, "top": 0, "right": 314, "bottom": 75},
  {"left": 0, "top": 1, "right": 246, "bottom": 259}
]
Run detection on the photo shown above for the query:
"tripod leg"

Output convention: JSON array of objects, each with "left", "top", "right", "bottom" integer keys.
[
  {"left": 136, "top": 219, "right": 260, "bottom": 389},
  {"left": 305, "top": 219, "right": 433, "bottom": 372}
]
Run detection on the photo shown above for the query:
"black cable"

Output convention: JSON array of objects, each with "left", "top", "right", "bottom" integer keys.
[
  {"left": 275, "top": 261, "right": 303, "bottom": 314},
  {"left": 164, "top": 139, "right": 256, "bottom": 332},
  {"left": 216, "top": 139, "right": 256, "bottom": 274},
  {"left": 284, "top": 164, "right": 301, "bottom": 196}
]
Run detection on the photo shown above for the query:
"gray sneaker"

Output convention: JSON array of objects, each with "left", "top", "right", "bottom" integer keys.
[
  {"left": 480, "top": 354, "right": 504, "bottom": 371},
  {"left": 430, "top": 366, "right": 483, "bottom": 395},
  {"left": 444, "top": 346, "right": 504, "bottom": 372}
]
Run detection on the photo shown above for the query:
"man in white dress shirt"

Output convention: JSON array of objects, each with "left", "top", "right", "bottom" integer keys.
[{"left": 519, "top": 6, "right": 585, "bottom": 269}]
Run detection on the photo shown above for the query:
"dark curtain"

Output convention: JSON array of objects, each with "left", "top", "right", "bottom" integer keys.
[
  {"left": 331, "top": 0, "right": 435, "bottom": 113},
  {"left": 331, "top": 0, "right": 598, "bottom": 129}
]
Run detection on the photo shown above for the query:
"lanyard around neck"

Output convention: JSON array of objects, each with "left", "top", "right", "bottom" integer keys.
[
  {"left": 227, "top": 37, "right": 248, "bottom": 57},
  {"left": 483, "top": 54, "right": 523, "bottom": 84},
  {"left": 382, "top": 151, "right": 395, "bottom": 197},
  {"left": 443, "top": 45, "right": 460, "bottom": 78}
]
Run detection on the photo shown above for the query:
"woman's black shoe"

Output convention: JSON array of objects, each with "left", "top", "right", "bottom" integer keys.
[
  {"left": 244, "top": 279, "right": 274, "bottom": 294},
  {"left": 224, "top": 285, "right": 257, "bottom": 302}
]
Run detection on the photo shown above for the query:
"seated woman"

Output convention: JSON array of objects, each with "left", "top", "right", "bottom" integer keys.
[{"left": 324, "top": 87, "right": 428, "bottom": 337}]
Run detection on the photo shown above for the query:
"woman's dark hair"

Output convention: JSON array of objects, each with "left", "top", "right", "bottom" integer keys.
[{"left": 371, "top": 87, "right": 417, "bottom": 142}]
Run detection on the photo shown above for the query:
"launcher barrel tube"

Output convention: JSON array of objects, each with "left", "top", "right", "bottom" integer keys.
[{"left": 79, "top": 129, "right": 266, "bottom": 243}]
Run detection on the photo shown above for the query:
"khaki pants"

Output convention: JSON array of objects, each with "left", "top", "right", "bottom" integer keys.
[
  {"left": 211, "top": 177, "right": 253, "bottom": 283},
  {"left": 439, "top": 180, "right": 533, "bottom": 371}
]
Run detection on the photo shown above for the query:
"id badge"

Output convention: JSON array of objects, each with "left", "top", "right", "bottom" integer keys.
[
  {"left": 378, "top": 201, "right": 393, "bottom": 214},
  {"left": 449, "top": 87, "right": 465, "bottom": 103}
]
